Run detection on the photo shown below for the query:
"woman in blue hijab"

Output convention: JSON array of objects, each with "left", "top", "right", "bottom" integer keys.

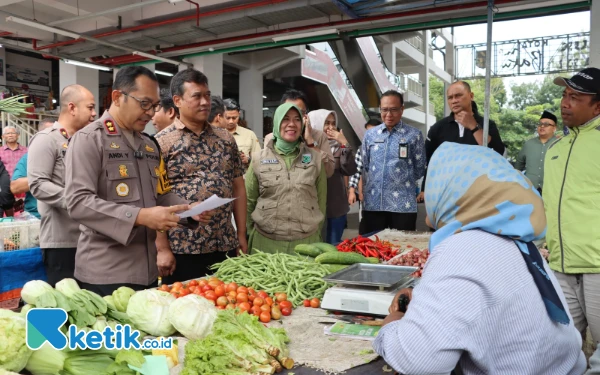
[{"left": 373, "top": 142, "right": 585, "bottom": 375}]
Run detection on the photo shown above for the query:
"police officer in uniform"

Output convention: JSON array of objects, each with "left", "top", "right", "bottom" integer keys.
[
  {"left": 28, "top": 84, "right": 96, "bottom": 286},
  {"left": 64, "top": 66, "right": 211, "bottom": 296}
]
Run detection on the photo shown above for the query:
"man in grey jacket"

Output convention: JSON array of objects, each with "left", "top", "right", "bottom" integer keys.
[{"left": 28, "top": 84, "right": 96, "bottom": 286}]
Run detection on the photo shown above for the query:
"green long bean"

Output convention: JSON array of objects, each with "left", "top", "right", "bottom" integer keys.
[{"left": 211, "top": 250, "right": 333, "bottom": 307}]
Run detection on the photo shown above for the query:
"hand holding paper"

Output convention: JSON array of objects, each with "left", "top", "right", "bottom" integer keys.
[{"left": 178, "top": 195, "right": 236, "bottom": 219}]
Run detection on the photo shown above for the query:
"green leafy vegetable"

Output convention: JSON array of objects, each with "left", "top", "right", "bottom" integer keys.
[
  {"left": 168, "top": 294, "right": 218, "bottom": 340},
  {"left": 112, "top": 287, "right": 135, "bottom": 313},
  {"left": 126, "top": 290, "right": 176, "bottom": 337},
  {"left": 0, "top": 315, "right": 31, "bottom": 372}
]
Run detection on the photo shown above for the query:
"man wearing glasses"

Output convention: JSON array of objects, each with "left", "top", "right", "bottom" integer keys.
[
  {"left": 514, "top": 110, "right": 558, "bottom": 194},
  {"left": 64, "top": 66, "right": 210, "bottom": 296},
  {"left": 360, "top": 90, "right": 426, "bottom": 233}
]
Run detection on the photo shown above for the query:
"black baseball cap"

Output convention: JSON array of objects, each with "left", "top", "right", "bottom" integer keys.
[{"left": 554, "top": 68, "right": 600, "bottom": 95}]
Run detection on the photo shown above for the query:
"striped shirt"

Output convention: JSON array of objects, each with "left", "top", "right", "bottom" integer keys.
[
  {"left": 373, "top": 230, "right": 586, "bottom": 375},
  {"left": 348, "top": 149, "right": 362, "bottom": 189}
]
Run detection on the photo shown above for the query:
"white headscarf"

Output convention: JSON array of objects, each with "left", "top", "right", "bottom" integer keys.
[{"left": 308, "top": 109, "right": 339, "bottom": 155}]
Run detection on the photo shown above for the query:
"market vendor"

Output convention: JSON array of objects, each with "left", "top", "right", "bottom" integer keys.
[
  {"left": 28, "top": 85, "right": 96, "bottom": 286},
  {"left": 64, "top": 66, "right": 212, "bottom": 296},
  {"left": 374, "top": 142, "right": 586, "bottom": 374},
  {"left": 308, "top": 109, "right": 356, "bottom": 245},
  {"left": 245, "top": 102, "right": 326, "bottom": 254}
]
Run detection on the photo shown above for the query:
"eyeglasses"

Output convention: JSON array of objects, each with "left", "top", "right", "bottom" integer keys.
[
  {"left": 380, "top": 107, "right": 403, "bottom": 115},
  {"left": 121, "top": 91, "right": 162, "bottom": 113},
  {"left": 538, "top": 122, "right": 556, "bottom": 128}
]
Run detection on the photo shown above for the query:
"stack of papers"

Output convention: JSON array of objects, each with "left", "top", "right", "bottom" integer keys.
[{"left": 323, "top": 321, "right": 382, "bottom": 341}]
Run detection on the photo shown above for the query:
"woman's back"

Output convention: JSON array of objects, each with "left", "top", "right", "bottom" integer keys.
[{"left": 375, "top": 229, "right": 586, "bottom": 374}]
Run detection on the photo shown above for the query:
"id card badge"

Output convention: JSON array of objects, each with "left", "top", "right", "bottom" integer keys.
[{"left": 399, "top": 143, "right": 408, "bottom": 159}]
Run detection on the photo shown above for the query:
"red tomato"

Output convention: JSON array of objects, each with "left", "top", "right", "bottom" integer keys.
[
  {"left": 227, "top": 295, "right": 236, "bottom": 304},
  {"left": 202, "top": 285, "right": 213, "bottom": 292},
  {"left": 214, "top": 285, "right": 226, "bottom": 297},
  {"left": 188, "top": 280, "right": 199, "bottom": 287},
  {"left": 216, "top": 305, "right": 225, "bottom": 310},
  {"left": 172, "top": 282, "right": 184, "bottom": 289},
  {"left": 251, "top": 306, "right": 262, "bottom": 316},
  {"left": 257, "top": 291, "right": 269, "bottom": 299},
  {"left": 260, "top": 304, "right": 271, "bottom": 313},
  {"left": 193, "top": 288, "right": 203, "bottom": 295},
  {"left": 259, "top": 311, "right": 271, "bottom": 323},
  {"left": 198, "top": 279, "right": 208, "bottom": 288},
  {"left": 237, "top": 286, "right": 248, "bottom": 294},
  {"left": 303, "top": 299, "right": 311, "bottom": 307},
  {"left": 238, "top": 302, "right": 251, "bottom": 312},
  {"left": 310, "top": 298, "right": 320, "bottom": 308},
  {"left": 236, "top": 293, "right": 249, "bottom": 303},
  {"left": 208, "top": 276, "right": 221, "bottom": 283},
  {"left": 265, "top": 297, "right": 274, "bottom": 306},
  {"left": 188, "top": 286, "right": 197, "bottom": 293},
  {"left": 179, "top": 289, "right": 190, "bottom": 297},
  {"left": 159, "top": 284, "right": 170, "bottom": 292},
  {"left": 248, "top": 288, "right": 256, "bottom": 295},
  {"left": 281, "top": 307, "right": 292, "bottom": 316},
  {"left": 208, "top": 280, "right": 221, "bottom": 289},
  {"left": 279, "top": 300, "right": 293, "bottom": 309},
  {"left": 253, "top": 297, "right": 264, "bottom": 307},
  {"left": 276, "top": 293, "right": 287, "bottom": 302},
  {"left": 226, "top": 303, "right": 236, "bottom": 310},
  {"left": 248, "top": 294, "right": 256, "bottom": 302},
  {"left": 226, "top": 282, "right": 238, "bottom": 293},
  {"left": 204, "top": 291, "right": 217, "bottom": 301},
  {"left": 216, "top": 296, "right": 229, "bottom": 307}
]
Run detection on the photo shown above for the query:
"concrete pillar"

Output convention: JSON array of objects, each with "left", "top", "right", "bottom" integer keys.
[
  {"left": 181, "top": 55, "right": 223, "bottom": 97},
  {"left": 239, "top": 67, "right": 263, "bottom": 140},
  {"left": 591, "top": 0, "right": 600, "bottom": 67},
  {"left": 59, "top": 61, "right": 100, "bottom": 116},
  {"left": 382, "top": 43, "right": 397, "bottom": 75},
  {"left": 423, "top": 30, "right": 431, "bottom": 130}
]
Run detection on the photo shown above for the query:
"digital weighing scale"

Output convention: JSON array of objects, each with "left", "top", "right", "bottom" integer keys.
[{"left": 321, "top": 264, "right": 418, "bottom": 316}]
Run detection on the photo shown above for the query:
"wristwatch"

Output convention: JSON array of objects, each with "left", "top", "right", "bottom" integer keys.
[{"left": 471, "top": 124, "right": 482, "bottom": 132}]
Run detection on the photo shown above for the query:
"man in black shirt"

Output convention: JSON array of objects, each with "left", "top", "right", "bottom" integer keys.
[{"left": 417, "top": 81, "right": 505, "bottom": 202}]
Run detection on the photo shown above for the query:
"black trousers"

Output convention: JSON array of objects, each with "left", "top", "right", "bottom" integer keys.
[
  {"left": 359, "top": 211, "right": 417, "bottom": 235},
  {"left": 162, "top": 249, "right": 237, "bottom": 284},
  {"left": 43, "top": 247, "right": 77, "bottom": 287},
  {"left": 77, "top": 280, "right": 157, "bottom": 297}
]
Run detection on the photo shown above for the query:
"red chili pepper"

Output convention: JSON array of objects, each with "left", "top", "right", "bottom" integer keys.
[{"left": 356, "top": 236, "right": 372, "bottom": 244}]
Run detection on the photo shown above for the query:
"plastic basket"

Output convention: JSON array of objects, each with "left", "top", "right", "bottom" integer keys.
[
  {"left": 0, "top": 220, "right": 41, "bottom": 252},
  {"left": 0, "top": 288, "right": 22, "bottom": 311}
]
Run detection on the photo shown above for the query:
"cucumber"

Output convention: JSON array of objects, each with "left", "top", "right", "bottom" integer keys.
[
  {"left": 313, "top": 242, "right": 339, "bottom": 253},
  {"left": 294, "top": 244, "right": 323, "bottom": 258},
  {"left": 366, "top": 257, "right": 380, "bottom": 264},
  {"left": 323, "top": 264, "right": 348, "bottom": 274},
  {"left": 315, "top": 251, "right": 369, "bottom": 265}
]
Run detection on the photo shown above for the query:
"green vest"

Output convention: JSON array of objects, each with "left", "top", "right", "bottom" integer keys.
[
  {"left": 544, "top": 115, "right": 600, "bottom": 273},
  {"left": 250, "top": 140, "right": 323, "bottom": 241}
]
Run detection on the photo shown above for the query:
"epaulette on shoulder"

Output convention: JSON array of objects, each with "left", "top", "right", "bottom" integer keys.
[{"left": 142, "top": 132, "right": 161, "bottom": 153}]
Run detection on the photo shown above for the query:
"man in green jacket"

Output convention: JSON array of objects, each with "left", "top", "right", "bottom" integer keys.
[{"left": 544, "top": 67, "right": 600, "bottom": 341}]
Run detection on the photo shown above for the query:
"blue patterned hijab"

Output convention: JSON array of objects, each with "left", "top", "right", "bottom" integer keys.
[{"left": 425, "top": 142, "right": 569, "bottom": 325}]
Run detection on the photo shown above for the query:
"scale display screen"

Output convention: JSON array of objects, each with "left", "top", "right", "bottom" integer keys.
[{"left": 323, "top": 264, "right": 417, "bottom": 288}]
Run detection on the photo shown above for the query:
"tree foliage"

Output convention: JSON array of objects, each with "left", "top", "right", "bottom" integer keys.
[{"left": 429, "top": 74, "right": 565, "bottom": 160}]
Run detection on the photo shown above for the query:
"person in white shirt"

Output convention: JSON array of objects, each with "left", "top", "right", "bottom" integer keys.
[{"left": 374, "top": 142, "right": 586, "bottom": 375}]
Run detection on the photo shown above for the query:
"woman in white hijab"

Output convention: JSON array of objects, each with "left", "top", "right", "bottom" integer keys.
[{"left": 308, "top": 109, "right": 357, "bottom": 244}]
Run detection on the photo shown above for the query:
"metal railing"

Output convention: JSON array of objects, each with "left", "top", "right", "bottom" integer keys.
[
  {"left": 405, "top": 35, "right": 424, "bottom": 52},
  {"left": 1, "top": 112, "right": 43, "bottom": 146}
]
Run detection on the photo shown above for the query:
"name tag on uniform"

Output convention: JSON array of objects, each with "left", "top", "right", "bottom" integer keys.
[
  {"left": 399, "top": 143, "right": 408, "bottom": 159},
  {"left": 374, "top": 139, "right": 385, "bottom": 143},
  {"left": 302, "top": 154, "right": 312, "bottom": 164},
  {"left": 261, "top": 159, "right": 279, "bottom": 164}
]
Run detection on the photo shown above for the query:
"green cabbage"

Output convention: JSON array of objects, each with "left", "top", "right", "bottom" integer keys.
[
  {"left": 168, "top": 294, "right": 217, "bottom": 340},
  {"left": 25, "top": 343, "right": 66, "bottom": 375},
  {"left": 0, "top": 315, "right": 31, "bottom": 372},
  {"left": 112, "top": 287, "right": 135, "bottom": 312},
  {"left": 126, "top": 290, "right": 176, "bottom": 337}
]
